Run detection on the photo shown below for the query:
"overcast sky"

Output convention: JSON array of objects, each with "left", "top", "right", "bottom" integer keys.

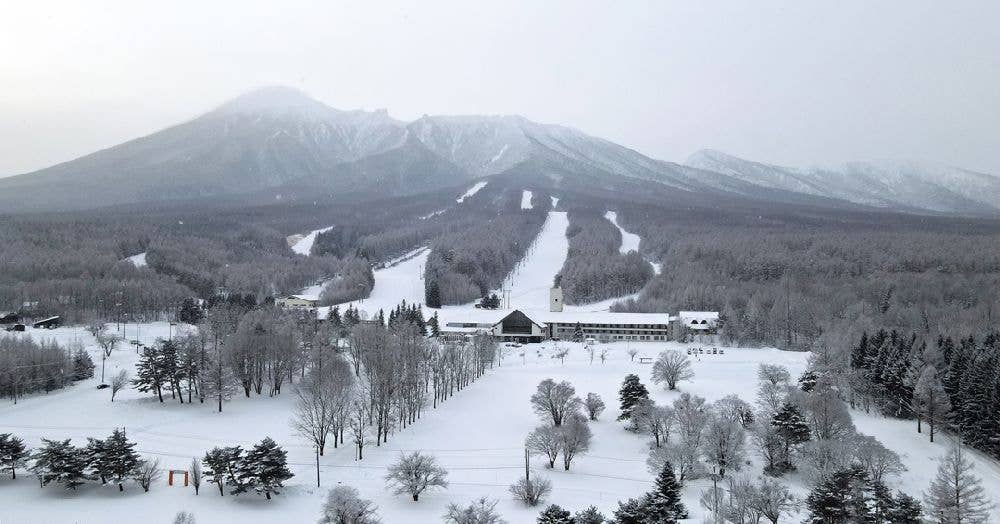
[{"left": 2, "top": 1, "right": 998, "bottom": 177}]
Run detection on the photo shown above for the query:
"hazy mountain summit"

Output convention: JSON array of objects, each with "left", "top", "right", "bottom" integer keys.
[{"left": 0, "top": 86, "right": 996, "bottom": 215}]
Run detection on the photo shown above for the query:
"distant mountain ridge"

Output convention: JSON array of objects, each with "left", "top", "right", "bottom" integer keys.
[{"left": 0, "top": 86, "right": 995, "bottom": 215}]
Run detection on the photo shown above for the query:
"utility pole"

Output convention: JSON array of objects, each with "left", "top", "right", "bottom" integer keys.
[
  {"left": 524, "top": 447, "right": 530, "bottom": 481},
  {"left": 316, "top": 445, "right": 321, "bottom": 487}
]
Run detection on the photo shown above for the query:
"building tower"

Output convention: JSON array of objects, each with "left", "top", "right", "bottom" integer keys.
[{"left": 549, "top": 287, "right": 564, "bottom": 312}]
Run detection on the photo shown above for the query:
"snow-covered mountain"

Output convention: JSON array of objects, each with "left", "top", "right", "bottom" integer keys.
[
  {"left": 686, "top": 149, "right": 1000, "bottom": 214},
  {"left": 0, "top": 86, "right": 996, "bottom": 215}
]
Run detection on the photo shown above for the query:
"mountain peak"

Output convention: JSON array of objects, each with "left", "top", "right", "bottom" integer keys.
[{"left": 214, "top": 86, "right": 336, "bottom": 118}]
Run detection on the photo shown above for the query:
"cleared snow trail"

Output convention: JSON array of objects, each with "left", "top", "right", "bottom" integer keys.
[
  {"left": 605, "top": 210, "right": 662, "bottom": 275},
  {"left": 456, "top": 181, "right": 488, "bottom": 203},
  {"left": 521, "top": 190, "right": 533, "bottom": 209},
  {"left": 290, "top": 225, "right": 333, "bottom": 256},
  {"left": 325, "top": 248, "right": 429, "bottom": 319},
  {"left": 495, "top": 211, "right": 569, "bottom": 308}
]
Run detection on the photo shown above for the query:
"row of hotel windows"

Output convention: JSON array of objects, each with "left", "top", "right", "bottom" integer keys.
[
  {"left": 550, "top": 323, "right": 669, "bottom": 330},
  {"left": 555, "top": 327, "right": 669, "bottom": 336}
]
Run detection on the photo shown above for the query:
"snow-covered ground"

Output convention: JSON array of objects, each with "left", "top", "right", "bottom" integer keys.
[
  {"left": 456, "top": 181, "right": 488, "bottom": 203},
  {"left": 289, "top": 226, "right": 334, "bottom": 256},
  {"left": 4, "top": 322, "right": 1000, "bottom": 523},
  {"left": 521, "top": 190, "right": 533, "bottom": 210},
  {"left": 605, "top": 210, "right": 661, "bottom": 275},
  {"left": 124, "top": 252, "right": 148, "bottom": 267},
  {"left": 495, "top": 211, "right": 569, "bottom": 309},
  {"left": 323, "top": 248, "right": 429, "bottom": 320}
]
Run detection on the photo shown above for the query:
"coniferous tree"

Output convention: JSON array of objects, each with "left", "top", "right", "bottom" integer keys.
[
  {"left": 29, "top": 439, "right": 89, "bottom": 490},
  {"left": 889, "top": 491, "right": 923, "bottom": 524},
  {"left": 0, "top": 433, "right": 28, "bottom": 479},
  {"left": 429, "top": 312, "right": 440, "bottom": 338},
  {"left": 537, "top": 504, "right": 574, "bottom": 524},
  {"left": 72, "top": 349, "right": 95, "bottom": 381},
  {"left": 203, "top": 446, "right": 243, "bottom": 496},
  {"left": 771, "top": 403, "right": 811, "bottom": 470},
  {"left": 426, "top": 280, "right": 442, "bottom": 309},
  {"left": 617, "top": 374, "right": 650, "bottom": 424},
  {"left": 913, "top": 365, "right": 951, "bottom": 442},
  {"left": 103, "top": 428, "right": 141, "bottom": 491},
  {"left": 234, "top": 437, "right": 293, "bottom": 500},
  {"left": 134, "top": 345, "right": 166, "bottom": 402},
  {"left": 574, "top": 506, "right": 606, "bottom": 524},
  {"left": 645, "top": 461, "right": 687, "bottom": 522}
]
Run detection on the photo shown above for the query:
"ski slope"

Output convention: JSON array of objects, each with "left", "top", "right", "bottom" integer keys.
[
  {"left": 605, "top": 210, "right": 661, "bottom": 275},
  {"left": 456, "top": 181, "right": 488, "bottom": 203},
  {"left": 322, "top": 248, "right": 429, "bottom": 320},
  {"left": 521, "top": 190, "right": 533, "bottom": 209},
  {"left": 496, "top": 211, "right": 569, "bottom": 309},
  {"left": 290, "top": 226, "right": 334, "bottom": 256}
]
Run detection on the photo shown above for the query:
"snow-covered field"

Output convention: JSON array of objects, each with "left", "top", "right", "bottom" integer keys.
[
  {"left": 4, "top": 323, "right": 1000, "bottom": 522},
  {"left": 289, "top": 226, "right": 334, "bottom": 256}
]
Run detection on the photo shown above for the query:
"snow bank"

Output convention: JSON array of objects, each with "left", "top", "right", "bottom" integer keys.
[
  {"left": 456, "top": 181, "right": 488, "bottom": 203},
  {"left": 521, "top": 190, "right": 533, "bottom": 210},
  {"left": 290, "top": 226, "right": 334, "bottom": 256},
  {"left": 124, "top": 252, "right": 148, "bottom": 267}
]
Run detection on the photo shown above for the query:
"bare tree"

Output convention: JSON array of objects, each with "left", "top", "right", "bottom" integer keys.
[
  {"left": 924, "top": 445, "right": 994, "bottom": 524},
  {"left": 702, "top": 413, "right": 747, "bottom": 478},
  {"left": 509, "top": 476, "right": 551, "bottom": 507},
  {"left": 319, "top": 485, "right": 381, "bottom": 524},
  {"left": 648, "top": 441, "right": 702, "bottom": 483},
  {"left": 633, "top": 400, "right": 674, "bottom": 448},
  {"left": 913, "top": 365, "right": 951, "bottom": 443},
  {"left": 443, "top": 497, "right": 506, "bottom": 524},
  {"left": 190, "top": 458, "right": 202, "bottom": 495},
  {"left": 650, "top": 351, "right": 694, "bottom": 390},
  {"left": 529, "top": 379, "right": 581, "bottom": 426},
  {"left": 756, "top": 364, "right": 791, "bottom": 415},
  {"left": 172, "top": 511, "right": 196, "bottom": 524},
  {"left": 110, "top": 369, "right": 129, "bottom": 402},
  {"left": 526, "top": 425, "right": 562, "bottom": 468},
  {"left": 132, "top": 458, "right": 161, "bottom": 492},
  {"left": 583, "top": 393, "right": 605, "bottom": 421},
  {"left": 291, "top": 357, "right": 353, "bottom": 456},
  {"left": 384, "top": 451, "right": 448, "bottom": 501},
  {"left": 559, "top": 413, "right": 592, "bottom": 471},
  {"left": 628, "top": 348, "right": 638, "bottom": 362},
  {"left": 749, "top": 477, "right": 795, "bottom": 524},
  {"left": 96, "top": 331, "right": 120, "bottom": 358},
  {"left": 852, "top": 434, "right": 904, "bottom": 483}
]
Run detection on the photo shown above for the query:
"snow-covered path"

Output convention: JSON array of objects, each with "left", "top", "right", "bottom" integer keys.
[
  {"left": 496, "top": 211, "right": 569, "bottom": 309},
  {"left": 520, "top": 190, "right": 533, "bottom": 209},
  {"left": 289, "top": 226, "right": 333, "bottom": 256},
  {"left": 328, "top": 248, "right": 429, "bottom": 319},
  {"left": 456, "top": 181, "right": 488, "bottom": 203},
  {"left": 604, "top": 210, "right": 661, "bottom": 275}
]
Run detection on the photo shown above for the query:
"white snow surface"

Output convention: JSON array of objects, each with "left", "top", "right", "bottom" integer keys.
[
  {"left": 320, "top": 248, "right": 429, "bottom": 320},
  {"left": 290, "top": 226, "right": 334, "bottom": 256},
  {"left": 125, "top": 252, "right": 148, "bottom": 267},
  {"left": 551, "top": 196, "right": 559, "bottom": 208},
  {"left": 520, "top": 190, "right": 533, "bottom": 210},
  {"left": 6, "top": 323, "right": 997, "bottom": 523},
  {"left": 456, "top": 181, "right": 488, "bottom": 203},
  {"left": 494, "top": 211, "right": 569, "bottom": 309},
  {"left": 604, "top": 210, "right": 661, "bottom": 275}
]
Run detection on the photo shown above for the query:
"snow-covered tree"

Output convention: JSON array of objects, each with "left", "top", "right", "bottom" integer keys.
[
  {"left": 443, "top": 497, "right": 506, "bottom": 524},
  {"left": 573, "top": 506, "right": 606, "bottom": 524},
  {"left": 97, "top": 428, "right": 141, "bottom": 491},
  {"left": 385, "top": 451, "right": 448, "bottom": 502},
  {"left": 584, "top": 393, "right": 605, "bottom": 421},
  {"left": 530, "top": 379, "right": 581, "bottom": 426},
  {"left": 648, "top": 441, "right": 702, "bottom": 483},
  {"left": 633, "top": 400, "right": 673, "bottom": 448},
  {"left": 537, "top": 504, "right": 573, "bottom": 524},
  {"left": 235, "top": 437, "right": 293, "bottom": 499},
  {"left": 559, "top": 413, "right": 592, "bottom": 471},
  {"left": 110, "top": 369, "right": 129, "bottom": 402},
  {"left": 526, "top": 425, "right": 562, "bottom": 469},
  {"left": 509, "top": 476, "right": 552, "bottom": 507},
  {"left": 132, "top": 458, "right": 161, "bottom": 492},
  {"left": 617, "top": 374, "right": 650, "bottom": 425},
  {"left": 172, "top": 511, "right": 196, "bottom": 524},
  {"left": 0, "top": 433, "right": 28, "bottom": 480},
  {"left": 319, "top": 485, "right": 381, "bottom": 524},
  {"left": 650, "top": 351, "right": 694, "bottom": 390},
  {"left": 748, "top": 476, "right": 795, "bottom": 524},
  {"left": 29, "top": 438, "right": 89, "bottom": 489},
  {"left": 190, "top": 457, "right": 202, "bottom": 495},
  {"left": 852, "top": 434, "right": 904, "bottom": 483},
  {"left": 913, "top": 365, "right": 951, "bottom": 443},
  {"left": 202, "top": 446, "right": 243, "bottom": 496},
  {"left": 292, "top": 356, "right": 354, "bottom": 456},
  {"left": 924, "top": 446, "right": 993, "bottom": 524},
  {"left": 771, "top": 403, "right": 811, "bottom": 471},
  {"left": 702, "top": 413, "right": 747, "bottom": 478},
  {"left": 646, "top": 461, "right": 687, "bottom": 522}
]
